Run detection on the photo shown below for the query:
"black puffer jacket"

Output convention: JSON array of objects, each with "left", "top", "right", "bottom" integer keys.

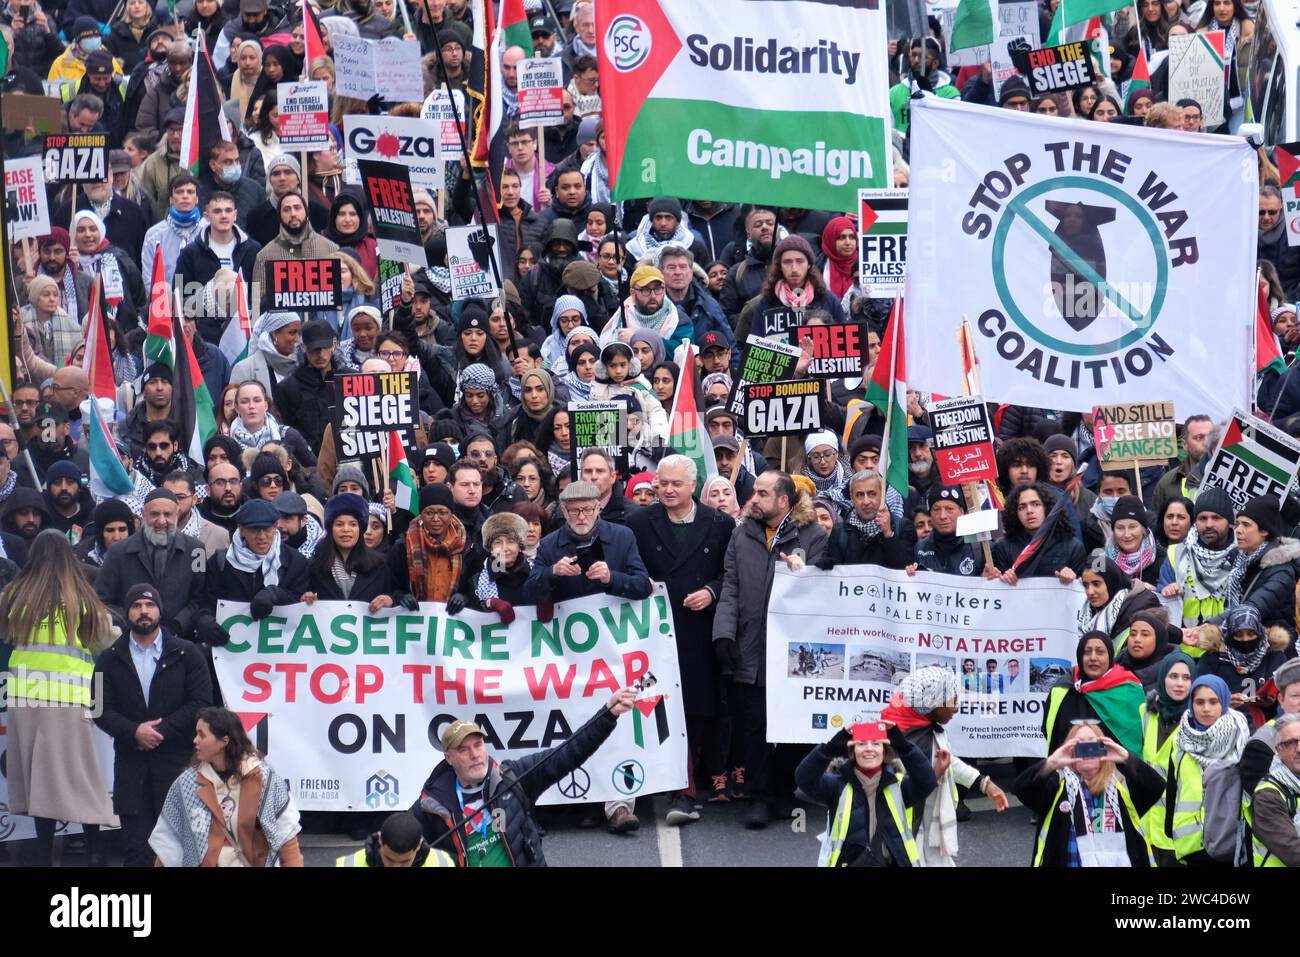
[
  {"left": 272, "top": 362, "right": 337, "bottom": 450},
  {"left": 915, "top": 531, "right": 985, "bottom": 576},
  {"left": 991, "top": 484, "right": 1088, "bottom": 578},
  {"left": 412, "top": 703, "right": 620, "bottom": 866},
  {"left": 1207, "top": 538, "right": 1300, "bottom": 634}
]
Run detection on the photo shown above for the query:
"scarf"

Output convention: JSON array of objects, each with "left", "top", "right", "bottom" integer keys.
[
  {"left": 845, "top": 507, "right": 882, "bottom": 542},
  {"left": 1061, "top": 767, "right": 1124, "bottom": 838},
  {"left": 1268, "top": 753, "right": 1300, "bottom": 796},
  {"left": 229, "top": 412, "right": 284, "bottom": 450},
  {"left": 1223, "top": 634, "right": 1270, "bottom": 675},
  {"left": 295, "top": 514, "right": 325, "bottom": 560},
  {"left": 255, "top": 314, "right": 303, "bottom": 378},
  {"left": 776, "top": 280, "right": 815, "bottom": 309},
  {"left": 1073, "top": 662, "right": 1147, "bottom": 755},
  {"left": 582, "top": 150, "right": 611, "bottom": 205},
  {"left": 619, "top": 296, "right": 678, "bottom": 338},
  {"left": 880, "top": 691, "right": 932, "bottom": 731},
  {"left": 226, "top": 529, "right": 284, "bottom": 586},
  {"left": 56, "top": 265, "right": 77, "bottom": 314},
  {"left": 1176, "top": 707, "right": 1248, "bottom": 768},
  {"left": 169, "top": 205, "right": 202, "bottom": 228},
  {"left": 561, "top": 370, "right": 594, "bottom": 400},
  {"left": 547, "top": 448, "right": 569, "bottom": 475},
  {"left": 1155, "top": 652, "right": 1196, "bottom": 721},
  {"left": 0, "top": 471, "right": 17, "bottom": 506},
  {"left": 331, "top": 555, "right": 356, "bottom": 599},
  {"left": 405, "top": 515, "right": 467, "bottom": 601},
  {"left": 625, "top": 213, "right": 695, "bottom": 261},
  {"left": 1176, "top": 527, "right": 1236, "bottom": 599},
  {"left": 803, "top": 456, "right": 850, "bottom": 494},
  {"left": 820, "top": 216, "right": 857, "bottom": 299},
  {"left": 1226, "top": 541, "right": 1272, "bottom": 609},
  {"left": 1107, "top": 529, "right": 1156, "bottom": 578},
  {"left": 1077, "top": 588, "right": 1131, "bottom": 637}
]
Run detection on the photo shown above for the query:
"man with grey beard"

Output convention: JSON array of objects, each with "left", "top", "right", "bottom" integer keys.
[{"left": 94, "top": 488, "right": 207, "bottom": 639}]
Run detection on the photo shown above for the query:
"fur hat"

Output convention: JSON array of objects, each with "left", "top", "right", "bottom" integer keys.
[{"left": 481, "top": 511, "right": 528, "bottom": 550}]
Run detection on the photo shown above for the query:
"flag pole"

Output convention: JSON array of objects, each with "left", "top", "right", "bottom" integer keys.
[
  {"left": 877, "top": 292, "right": 902, "bottom": 491},
  {"left": 957, "top": 315, "right": 996, "bottom": 571}
]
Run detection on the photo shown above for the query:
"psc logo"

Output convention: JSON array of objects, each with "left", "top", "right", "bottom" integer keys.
[
  {"left": 364, "top": 770, "right": 401, "bottom": 809},
  {"left": 605, "top": 14, "right": 651, "bottom": 72}
]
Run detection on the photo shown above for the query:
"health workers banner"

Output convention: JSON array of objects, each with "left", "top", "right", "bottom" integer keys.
[
  {"left": 765, "top": 565, "right": 1084, "bottom": 757},
  {"left": 904, "top": 95, "right": 1256, "bottom": 421},
  {"left": 212, "top": 588, "right": 688, "bottom": 811},
  {"left": 596, "top": 0, "right": 891, "bottom": 209}
]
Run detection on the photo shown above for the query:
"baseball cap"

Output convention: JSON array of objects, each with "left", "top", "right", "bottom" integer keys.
[
  {"left": 630, "top": 265, "right": 665, "bottom": 288},
  {"left": 699, "top": 332, "right": 728, "bottom": 353},
  {"left": 528, "top": 13, "right": 557, "bottom": 34},
  {"left": 712, "top": 433, "right": 739, "bottom": 453},
  {"left": 301, "top": 320, "right": 337, "bottom": 351},
  {"left": 86, "top": 49, "right": 114, "bottom": 77},
  {"left": 441, "top": 719, "right": 485, "bottom": 750}
]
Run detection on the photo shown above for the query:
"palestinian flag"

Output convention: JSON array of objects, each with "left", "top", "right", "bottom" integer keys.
[
  {"left": 631, "top": 695, "right": 670, "bottom": 748},
  {"left": 1074, "top": 667, "right": 1146, "bottom": 756},
  {"left": 1277, "top": 143, "right": 1300, "bottom": 189},
  {"left": 666, "top": 342, "right": 718, "bottom": 496},
  {"left": 1126, "top": 48, "right": 1151, "bottom": 112},
  {"left": 302, "top": 0, "right": 327, "bottom": 71},
  {"left": 499, "top": 0, "right": 533, "bottom": 55},
  {"left": 144, "top": 245, "right": 175, "bottom": 367},
  {"left": 866, "top": 297, "right": 909, "bottom": 501},
  {"left": 388, "top": 430, "right": 419, "bottom": 515},
  {"left": 179, "top": 31, "right": 230, "bottom": 176},
  {"left": 219, "top": 273, "right": 254, "bottom": 365},
  {"left": 1257, "top": 279, "right": 1287, "bottom": 378},
  {"left": 1051, "top": 0, "right": 1128, "bottom": 33},
  {"left": 176, "top": 299, "right": 219, "bottom": 463},
  {"left": 468, "top": 0, "right": 496, "bottom": 168},
  {"left": 950, "top": 0, "right": 994, "bottom": 53},
  {"left": 82, "top": 277, "right": 134, "bottom": 498}
]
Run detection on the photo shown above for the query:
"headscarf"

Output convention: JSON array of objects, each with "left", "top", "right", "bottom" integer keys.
[
  {"left": 326, "top": 193, "right": 371, "bottom": 246},
  {"left": 1076, "top": 556, "right": 1132, "bottom": 636},
  {"left": 455, "top": 362, "right": 502, "bottom": 421},
  {"left": 1154, "top": 651, "right": 1196, "bottom": 722},
  {"left": 72, "top": 210, "right": 109, "bottom": 253},
  {"left": 820, "top": 215, "right": 857, "bottom": 299},
  {"left": 628, "top": 329, "right": 666, "bottom": 367},
  {"left": 1074, "top": 630, "right": 1114, "bottom": 686},
  {"left": 1117, "top": 608, "right": 1170, "bottom": 670},
  {"left": 1222, "top": 603, "right": 1270, "bottom": 674},
  {"left": 253, "top": 310, "right": 302, "bottom": 378},
  {"left": 519, "top": 368, "right": 555, "bottom": 422},
  {"left": 1072, "top": 630, "right": 1146, "bottom": 755},
  {"left": 1177, "top": 674, "right": 1249, "bottom": 766}
]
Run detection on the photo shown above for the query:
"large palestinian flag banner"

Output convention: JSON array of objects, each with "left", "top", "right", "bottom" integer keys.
[{"left": 595, "top": 0, "right": 891, "bottom": 209}]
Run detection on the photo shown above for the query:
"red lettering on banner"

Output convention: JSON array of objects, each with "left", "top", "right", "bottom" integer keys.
[
  {"left": 474, "top": 669, "right": 503, "bottom": 703},
  {"left": 622, "top": 651, "right": 650, "bottom": 686},
  {"left": 524, "top": 662, "right": 578, "bottom": 700},
  {"left": 278, "top": 662, "right": 309, "bottom": 702},
  {"left": 434, "top": 666, "right": 468, "bottom": 704},
  {"left": 355, "top": 664, "right": 384, "bottom": 702},
  {"left": 403, "top": 663, "right": 432, "bottom": 703},
  {"left": 583, "top": 658, "right": 621, "bottom": 697},
  {"left": 243, "top": 663, "right": 272, "bottom": 702},
  {"left": 310, "top": 663, "right": 350, "bottom": 704}
]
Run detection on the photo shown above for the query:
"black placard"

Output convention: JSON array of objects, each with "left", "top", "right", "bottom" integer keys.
[
  {"left": 267, "top": 257, "right": 342, "bottom": 310},
  {"left": 1011, "top": 41, "right": 1097, "bottom": 96}
]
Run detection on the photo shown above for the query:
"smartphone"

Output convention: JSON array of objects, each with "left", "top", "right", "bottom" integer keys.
[
  {"left": 18, "top": 3, "right": 31, "bottom": 17},
  {"left": 851, "top": 721, "right": 888, "bottom": 742},
  {"left": 1073, "top": 741, "right": 1107, "bottom": 759},
  {"left": 574, "top": 539, "right": 604, "bottom": 573}
]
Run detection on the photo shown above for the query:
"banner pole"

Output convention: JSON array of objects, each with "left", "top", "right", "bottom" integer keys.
[
  {"left": 962, "top": 480, "right": 996, "bottom": 569},
  {"left": 1132, "top": 459, "right": 1143, "bottom": 504},
  {"left": 730, "top": 437, "right": 748, "bottom": 488}
]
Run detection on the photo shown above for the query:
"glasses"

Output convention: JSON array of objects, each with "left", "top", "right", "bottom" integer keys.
[
  {"left": 258, "top": 475, "right": 285, "bottom": 488},
  {"left": 808, "top": 451, "right": 838, "bottom": 463},
  {"left": 468, "top": 450, "right": 495, "bottom": 460},
  {"left": 1278, "top": 739, "right": 1300, "bottom": 752},
  {"left": 210, "top": 478, "right": 239, "bottom": 488},
  {"left": 566, "top": 505, "right": 598, "bottom": 517},
  {"left": 13, "top": 399, "right": 37, "bottom": 406},
  {"left": 378, "top": 349, "right": 406, "bottom": 360},
  {"left": 173, "top": 492, "right": 192, "bottom": 503},
  {"left": 636, "top": 282, "right": 666, "bottom": 293},
  {"left": 599, "top": 252, "right": 620, "bottom": 261},
  {"left": 145, "top": 442, "right": 173, "bottom": 452},
  {"left": 1260, "top": 209, "right": 1281, "bottom": 218}
]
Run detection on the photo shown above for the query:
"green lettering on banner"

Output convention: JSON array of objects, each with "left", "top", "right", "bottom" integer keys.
[
  {"left": 331, "top": 614, "right": 359, "bottom": 653},
  {"left": 444, "top": 619, "right": 476, "bottom": 658},
  {"left": 598, "top": 599, "right": 651, "bottom": 644},
  {"left": 261, "top": 617, "right": 286, "bottom": 654},
  {"left": 480, "top": 623, "right": 508, "bottom": 660},
  {"left": 532, "top": 619, "right": 563, "bottom": 657},
  {"left": 565, "top": 613, "right": 600, "bottom": 653},
  {"left": 222, "top": 614, "right": 255, "bottom": 652},
  {"left": 362, "top": 615, "right": 389, "bottom": 654},
  {"left": 289, "top": 617, "right": 327, "bottom": 654},
  {"left": 395, "top": 615, "right": 422, "bottom": 654}
]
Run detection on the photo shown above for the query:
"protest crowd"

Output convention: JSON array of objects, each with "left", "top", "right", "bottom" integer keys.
[{"left": 1, "top": 0, "right": 1299, "bottom": 873}]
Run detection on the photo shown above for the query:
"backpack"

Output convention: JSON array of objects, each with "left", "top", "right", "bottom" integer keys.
[{"left": 1201, "top": 758, "right": 1243, "bottom": 864}]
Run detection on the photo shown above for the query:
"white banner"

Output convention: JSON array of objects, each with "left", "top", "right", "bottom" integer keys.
[
  {"left": 905, "top": 95, "right": 1255, "bottom": 422},
  {"left": 764, "top": 565, "right": 1084, "bottom": 756},
  {"left": 212, "top": 589, "right": 688, "bottom": 810},
  {"left": 343, "top": 115, "right": 444, "bottom": 191},
  {"left": 333, "top": 35, "right": 424, "bottom": 103},
  {"left": 4, "top": 156, "right": 50, "bottom": 242}
]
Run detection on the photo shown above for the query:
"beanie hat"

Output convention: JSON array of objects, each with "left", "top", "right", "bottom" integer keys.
[
  {"left": 624, "top": 472, "right": 654, "bottom": 500},
  {"left": 804, "top": 429, "right": 839, "bottom": 456},
  {"left": 72, "top": 16, "right": 100, "bottom": 41},
  {"left": 562, "top": 259, "right": 600, "bottom": 291},
  {"left": 144, "top": 362, "right": 173, "bottom": 384},
  {"left": 848, "top": 434, "right": 882, "bottom": 462},
  {"left": 998, "top": 75, "right": 1031, "bottom": 105},
  {"left": 1042, "top": 434, "right": 1078, "bottom": 464},
  {"left": 40, "top": 227, "right": 71, "bottom": 250},
  {"left": 251, "top": 451, "right": 287, "bottom": 484},
  {"left": 324, "top": 492, "right": 368, "bottom": 530},
  {"left": 551, "top": 294, "right": 588, "bottom": 324},
  {"left": 773, "top": 234, "right": 815, "bottom": 265},
  {"left": 92, "top": 499, "right": 135, "bottom": 545},
  {"left": 481, "top": 511, "right": 528, "bottom": 550},
  {"left": 332, "top": 465, "right": 371, "bottom": 497},
  {"left": 124, "top": 583, "right": 164, "bottom": 611},
  {"left": 46, "top": 460, "right": 83, "bottom": 485},
  {"left": 458, "top": 302, "right": 490, "bottom": 333},
  {"left": 1238, "top": 493, "right": 1283, "bottom": 539},
  {"left": 267, "top": 153, "right": 302, "bottom": 178},
  {"left": 423, "top": 443, "right": 457, "bottom": 471},
  {"left": 419, "top": 483, "right": 454, "bottom": 512},
  {"left": 1193, "top": 487, "right": 1234, "bottom": 522},
  {"left": 647, "top": 197, "right": 683, "bottom": 221},
  {"left": 897, "top": 666, "right": 960, "bottom": 713},
  {"left": 1110, "top": 494, "right": 1148, "bottom": 530},
  {"left": 144, "top": 487, "right": 177, "bottom": 505},
  {"left": 438, "top": 19, "right": 472, "bottom": 51},
  {"left": 927, "top": 485, "right": 966, "bottom": 510}
]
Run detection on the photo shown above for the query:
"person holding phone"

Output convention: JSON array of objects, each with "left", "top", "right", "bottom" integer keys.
[
  {"left": 1014, "top": 722, "right": 1166, "bottom": 867},
  {"left": 797, "top": 720, "right": 937, "bottom": 867}
]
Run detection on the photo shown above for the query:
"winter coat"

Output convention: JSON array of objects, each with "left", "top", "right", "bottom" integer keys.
[
  {"left": 272, "top": 362, "right": 338, "bottom": 450},
  {"left": 195, "top": 166, "right": 266, "bottom": 228},
  {"left": 719, "top": 246, "right": 772, "bottom": 319},
  {"left": 520, "top": 253, "right": 580, "bottom": 330},
  {"left": 94, "top": 531, "right": 208, "bottom": 638},
  {"left": 142, "top": 215, "right": 205, "bottom": 289},
  {"left": 307, "top": 553, "right": 400, "bottom": 604},
  {"left": 192, "top": 334, "right": 230, "bottom": 407},
  {"left": 53, "top": 194, "right": 150, "bottom": 267},
  {"left": 92, "top": 629, "right": 213, "bottom": 816},
  {"left": 1209, "top": 538, "right": 1300, "bottom": 634},
  {"left": 825, "top": 518, "right": 916, "bottom": 570},
  {"left": 107, "top": 17, "right": 159, "bottom": 72},
  {"left": 136, "top": 68, "right": 182, "bottom": 139},
  {"left": 991, "top": 502, "right": 1089, "bottom": 578},
  {"left": 736, "top": 288, "right": 845, "bottom": 342},
  {"left": 1, "top": 12, "right": 64, "bottom": 76},
  {"left": 200, "top": 544, "right": 311, "bottom": 616},
  {"left": 1194, "top": 624, "right": 1293, "bottom": 704},
  {"left": 795, "top": 727, "right": 937, "bottom": 868},
  {"left": 713, "top": 507, "right": 829, "bottom": 685},
  {"left": 1259, "top": 227, "right": 1300, "bottom": 300},
  {"left": 247, "top": 195, "right": 331, "bottom": 247},
  {"left": 174, "top": 223, "right": 262, "bottom": 342},
  {"left": 412, "top": 703, "right": 620, "bottom": 866},
  {"left": 523, "top": 519, "right": 654, "bottom": 605},
  {"left": 253, "top": 224, "right": 340, "bottom": 298},
  {"left": 996, "top": 405, "right": 1059, "bottom": 442},
  {"left": 1013, "top": 757, "right": 1165, "bottom": 866},
  {"left": 498, "top": 202, "right": 548, "bottom": 282},
  {"left": 628, "top": 503, "right": 734, "bottom": 717},
  {"left": 684, "top": 202, "right": 740, "bottom": 264},
  {"left": 672, "top": 281, "right": 739, "bottom": 368},
  {"left": 915, "top": 531, "right": 986, "bottom": 576}
]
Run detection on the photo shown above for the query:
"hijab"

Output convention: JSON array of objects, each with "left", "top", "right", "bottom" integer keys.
[
  {"left": 820, "top": 215, "right": 857, "bottom": 299},
  {"left": 1074, "top": 631, "right": 1114, "bottom": 687},
  {"left": 519, "top": 368, "right": 555, "bottom": 422},
  {"left": 1189, "top": 674, "right": 1231, "bottom": 729},
  {"left": 1154, "top": 651, "right": 1195, "bottom": 722},
  {"left": 326, "top": 193, "right": 371, "bottom": 247}
]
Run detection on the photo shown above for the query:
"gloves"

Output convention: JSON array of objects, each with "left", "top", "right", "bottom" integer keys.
[
  {"left": 399, "top": 593, "right": 420, "bottom": 612},
  {"left": 366, "top": 93, "right": 384, "bottom": 115},
  {"left": 485, "top": 597, "right": 515, "bottom": 625},
  {"left": 536, "top": 600, "right": 555, "bottom": 624},
  {"left": 819, "top": 728, "right": 852, "bottom": 759},
  {"left": 814, "top": 556, "right": 835, "bottom": 571},
  {"left": 445, "top": 593, "right": 467, "bottom": 615},
  {"left": 195, "top": 614, "right": 230, "bottom": 647},
  {"left": 714, "top": 638, "right": 742, "bottom": 671},
  {"left": 250, "top": 589, "right": 275, "bottom": 621}
]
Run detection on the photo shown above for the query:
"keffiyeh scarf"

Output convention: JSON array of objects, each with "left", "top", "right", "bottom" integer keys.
[
  {"left": 227, "top": 529, "right": 284, "bottom": 586},
  {"left": 1226, "top": 541, "right": 1273, "bottom": 609},
  {"left": 1176, "top": 707, "right": 1249, "bottom": 768},
  {"left": 1077, "top": 588, "right": 1132, "bottom": 637},
  {"left": 229, "top": 413, "right": 285, "bottom": 450},
  {"left": 1061, "top": 767, "right": 1124, "bottom": 837}
]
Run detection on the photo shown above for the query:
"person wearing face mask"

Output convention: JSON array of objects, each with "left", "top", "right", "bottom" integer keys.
[
  {"left": 48, "top": 16, "right": 122, "bottom": 87},
  {"left": 797, "top": 720, "right": 936, "bottom": 867},
  {"left": 214, "top": 0, "right": 286, "bottom": 71},
  {"left": 1137, "top": 650, "right": 1195, "bottom": 864},
  {"left": 1166, "top": 674, "right": 1251, "bottom": 864},
  {"left": 1157, "top": 488, "right": 1236, "bottom": 647},
  {"left": 195, "top": 140, "right": 263, "bottom": 226},
  {"left": 136, "top": 41, "right": 192, "bottom": 142},
  {"left": 1196, "top": 603, "right": 1291, "bottom": 726},
  {"left": 1044, "top": 631, "right": 1146, "bottom": 756}
]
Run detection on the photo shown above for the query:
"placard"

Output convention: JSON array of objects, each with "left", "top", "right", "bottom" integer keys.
[
  {"left": 1, "top": 92, "right": 63, "bottom": 134},
  {"left": 42, "top": 133, "right": 107, "bottom": 183},
  {"left": 1169, "top": 31, "right": 1225, "bottom": 127},
  {"left": 378, "top": 258, "right": 405, "bottom": 311},
  {"left": 357, "top": 159, "right": 428, "bottom": 267},
  {"left": 276, "top": 80, "right": 331, "bottom": 151},
  {"left": 333, "top": 372, "right": 416, "bottom": 434},
  {"left": 929, "top": 395, "right": 998, "bottom": 485},
  {"left": 992, "top": 0, "right": 1041, "bottom": 96},
  {"left": 569, "top": 400, "right": 629, "bottom": 477},
  {"left": 751, "top": 306, "right": 802, "bottom": 339},
  {"left": 446, "top": 224, "right": 502, "bottom": 300},
  {"left": 4, "top": 156, "right": 50, "bottom": 241},
  {"left": 726, "top": 335, "right": 802, "bottom": 418},
  {"left": 1093, "top": 401, "right": 1177, "bottom": 468},
  {"left": 1199, "top": 408, "right": 1300, "bottom": 511},
  {"left": 211, "top": 591, "right": 689, "bottom": 809},
  {"left": 858, "top": 188, "right": 907, "bottom": 298},
  {"left": 1012, "top": 41, "right": 1097, "bottom": 96},
  {"left": 267, "top": 257, "right": 342, "bottom": 310},
  {"left": 333, "top": 35, "right": 424, "bottom": 103},
  {"left": 518, "top": 57, "right": 565, "bottom": 129},
  {"left": 344, "top": 115, "right": 443, "bottom": 191},
  {"left": 1278, "top": 141, "right": 1300, "bottom": 248},
  {"left": 790, "top": 321, "right": 863, "bottom": 378},
  {"left": 765, "top": 565, "right": 1084, "bottom": 756},
  {"left": 740, "top": 379, "right": 822, "bottom": 437},
  {"left": 421, "top": 87, "right": 469, "bottom": 152}
]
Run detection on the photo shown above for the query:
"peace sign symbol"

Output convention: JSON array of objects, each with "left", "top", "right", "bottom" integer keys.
[{"left": 558, "top": 768, "right": 591, "bottom": 800}]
